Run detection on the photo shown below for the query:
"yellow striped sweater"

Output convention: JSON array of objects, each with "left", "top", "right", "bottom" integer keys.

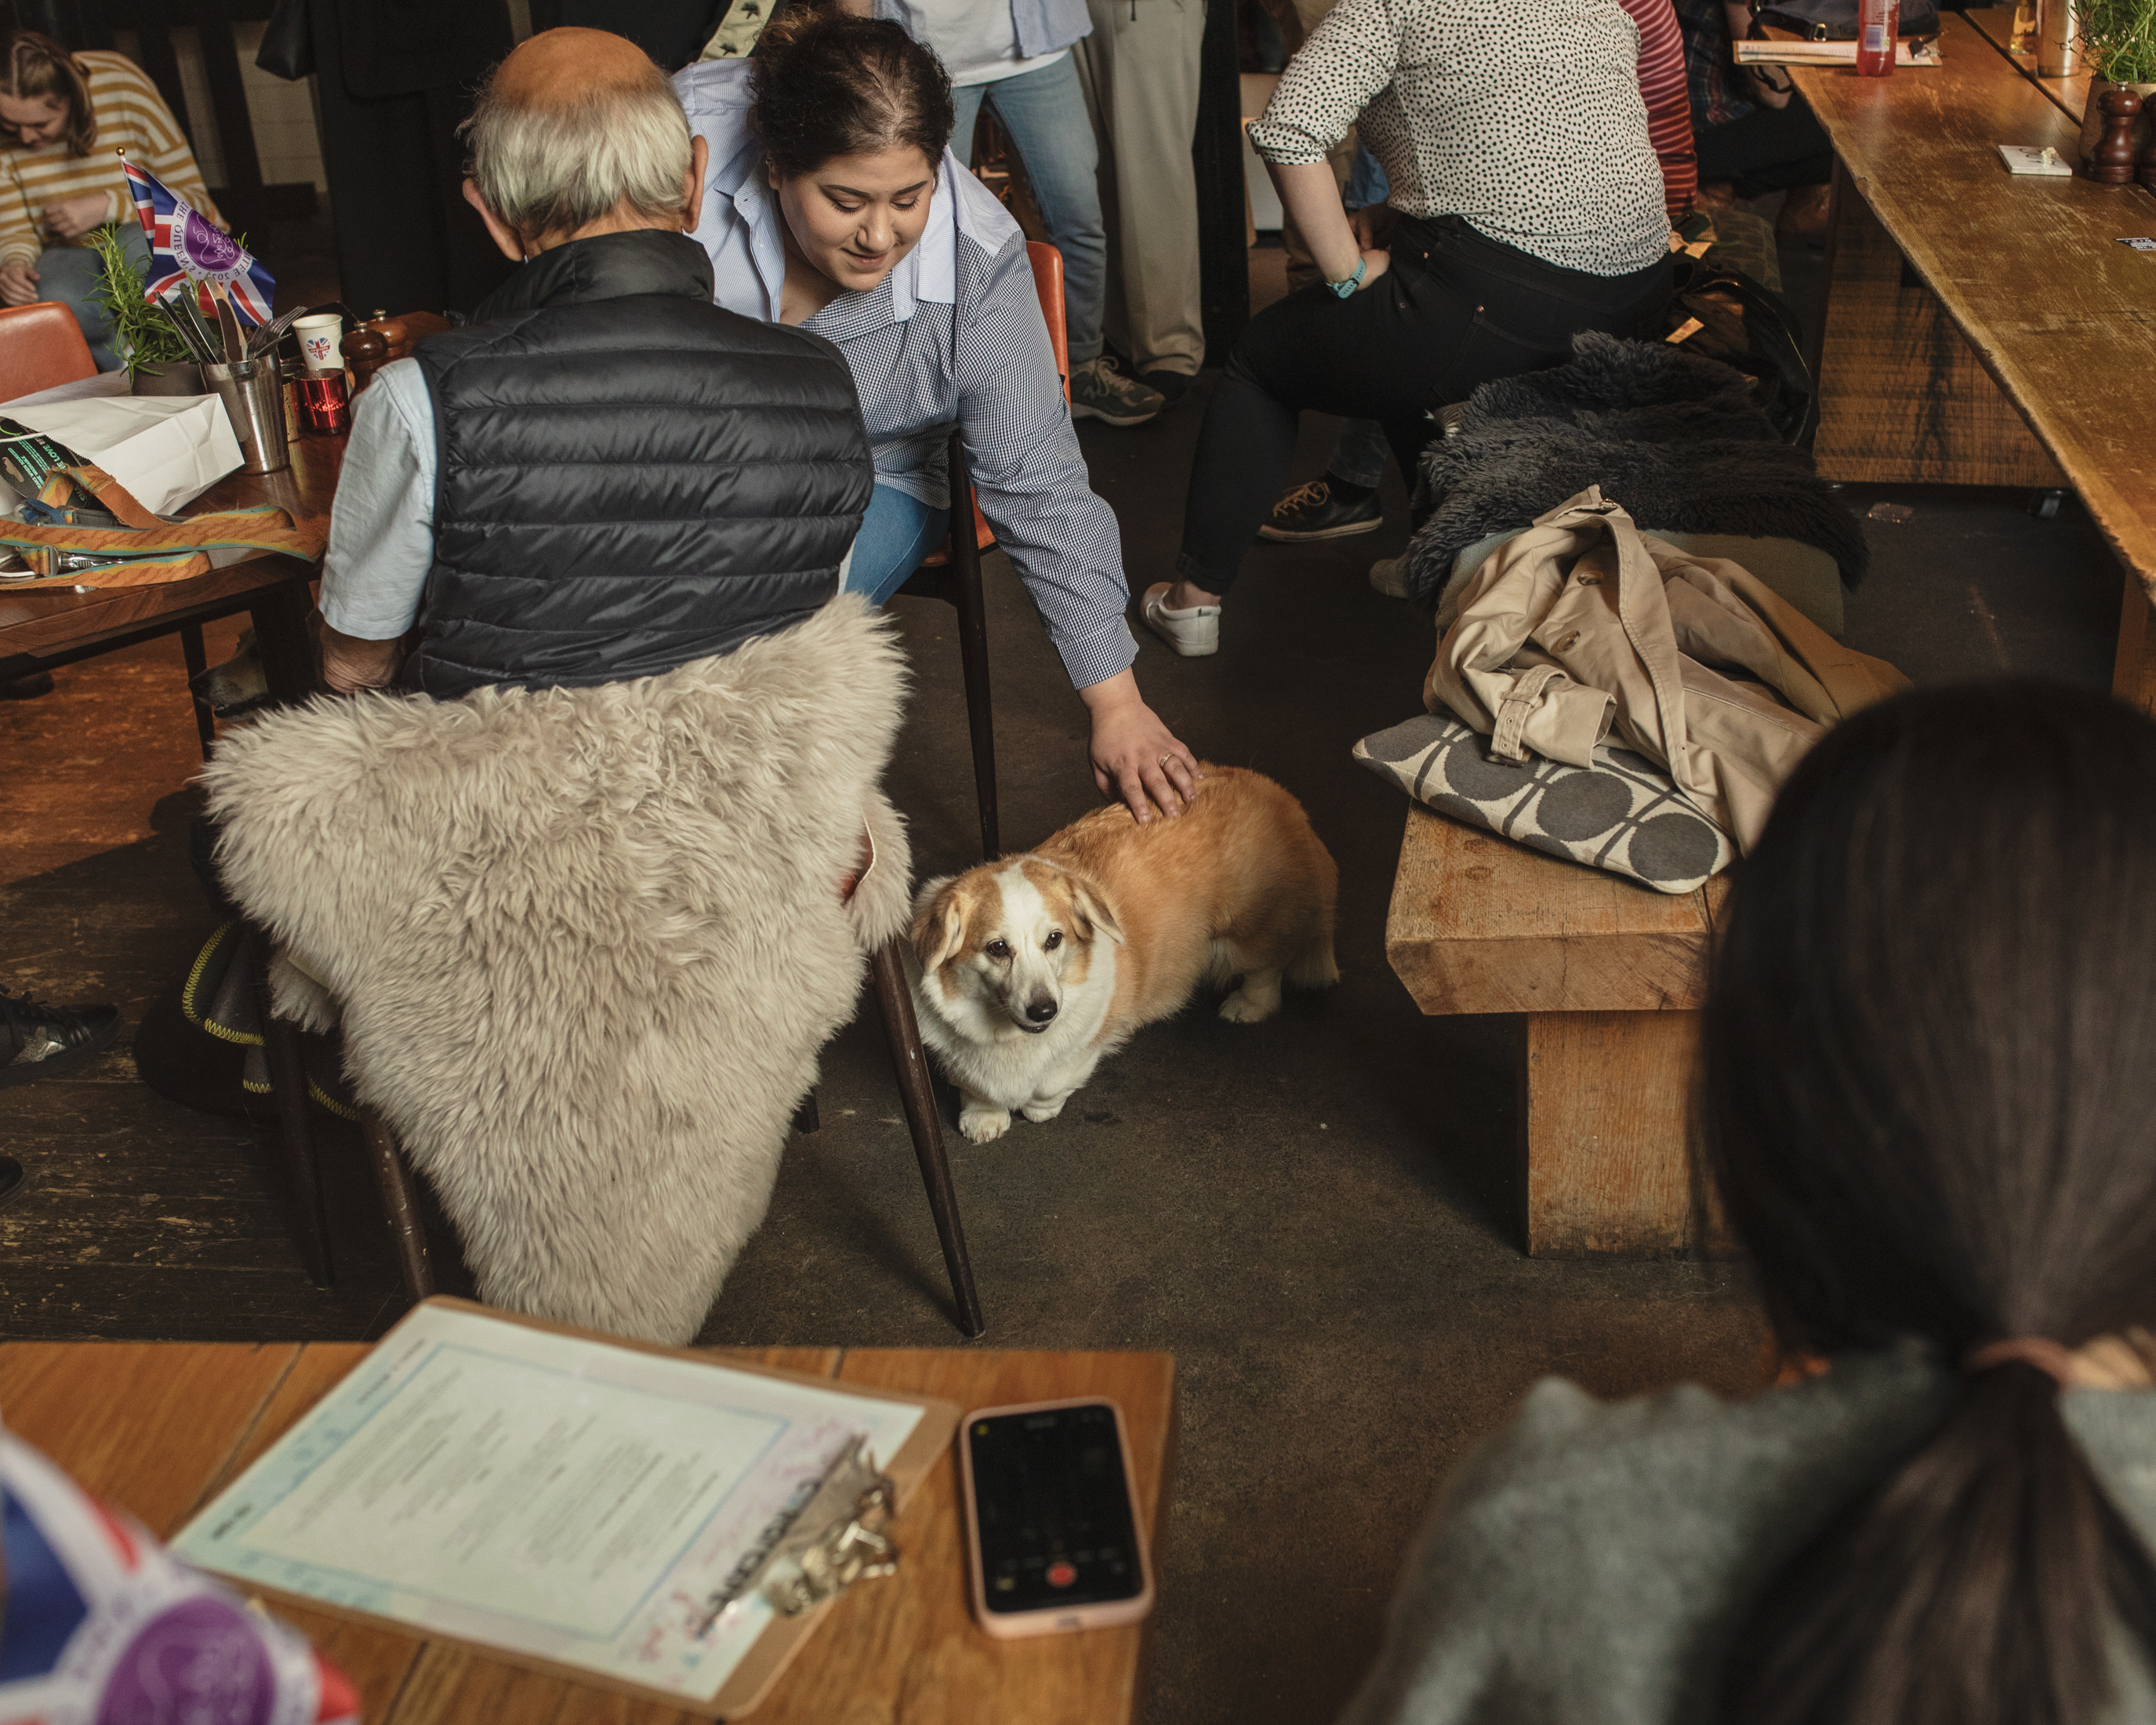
[{"left": 0, "top": 50, "right": 218, "bottom": 270}]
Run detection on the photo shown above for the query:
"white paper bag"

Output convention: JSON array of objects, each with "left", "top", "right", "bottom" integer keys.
[{"left": 8, "top": 392, "right": 242, "bottom": 516}]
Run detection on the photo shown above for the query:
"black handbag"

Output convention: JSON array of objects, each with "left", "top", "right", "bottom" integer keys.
[
  {"left": 1754, "top": 0, "right": 1940, "bottom": 40},
  {"left": 255, "top": 0, "right": 314, "bottom": 81},
  {"left": 1659, "top": 255, "right": 1819, "bottom": 446}
]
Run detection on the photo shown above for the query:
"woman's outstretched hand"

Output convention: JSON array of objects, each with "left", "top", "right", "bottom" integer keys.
[{"left": 1080, "top": 669, "right": 1203, "bottom": 824}]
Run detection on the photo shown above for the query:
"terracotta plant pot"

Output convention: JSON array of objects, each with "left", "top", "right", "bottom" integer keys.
[
  {"left": 129, "top": 360, "right": 204, "bottom": 396},
  {"left": 2079, "top": 78, "right": 2156, "bottom": 168}
]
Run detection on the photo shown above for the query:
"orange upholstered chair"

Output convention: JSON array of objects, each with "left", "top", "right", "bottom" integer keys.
[
  {"left": 901, "top": 241, "right": 1069, "bottom": 860},
  {"left": 0, "top": 300, "right": 95, "bottom": 401}
]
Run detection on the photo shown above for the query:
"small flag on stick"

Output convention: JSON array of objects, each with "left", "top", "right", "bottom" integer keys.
[{"left": 118, "top": 150, "right": 276, "bottom": 328}]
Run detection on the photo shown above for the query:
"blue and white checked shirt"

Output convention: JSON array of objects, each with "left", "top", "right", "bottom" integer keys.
[{"left": 674, "top": 59, "right": 1137, "bottom": 692}]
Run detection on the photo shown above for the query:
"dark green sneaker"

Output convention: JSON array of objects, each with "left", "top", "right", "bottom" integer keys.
[{"left": 1259, "top": 478, "right": 1383, "bottom": 543}]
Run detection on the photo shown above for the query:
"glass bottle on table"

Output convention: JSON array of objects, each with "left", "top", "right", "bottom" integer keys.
[{"left": 1857, "top": 0, "right": 1897, "bottom": 74}]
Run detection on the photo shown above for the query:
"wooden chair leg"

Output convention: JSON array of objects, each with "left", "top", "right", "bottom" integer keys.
[
  {"left": 869, "top": 937, "right": 985, "bottom": 1337},
  {"left": 946, "top": 434, "right": 1000, "bottom": 860},
  {"left": 359, "top": 1106, "right": 434, "bottom": 1302},
  {"left": 178, "top": 622, "right": 216, "bottom": 761},
  {"left": 251, "top": 934, "right": 333, "bottom": 1290}
]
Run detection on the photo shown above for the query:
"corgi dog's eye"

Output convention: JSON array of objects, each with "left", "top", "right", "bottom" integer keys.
[
  {"left": 985, "top": 939, "right": 1012, "bottom": 961},
  {"left": 1044, "top": 931, "right": 1063, "bottom": 950}
]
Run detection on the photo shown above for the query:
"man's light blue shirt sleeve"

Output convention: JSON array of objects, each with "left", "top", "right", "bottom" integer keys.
[{"left": 318, "top": 358, "right": 437, "bottom": 641}]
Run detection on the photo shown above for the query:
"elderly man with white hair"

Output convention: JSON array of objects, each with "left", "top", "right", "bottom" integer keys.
[{"left": 315, "top": 27, "right": 873, "bottom": 698}]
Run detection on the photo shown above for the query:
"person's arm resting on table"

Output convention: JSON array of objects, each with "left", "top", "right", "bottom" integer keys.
[{"left": 317, "top": 358, "right": 437, "bottom": 694}]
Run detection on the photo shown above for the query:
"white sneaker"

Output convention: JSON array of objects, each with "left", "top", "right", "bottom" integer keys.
[
  {"left": 1368, "top": 554, "right": 1410, "bottom": 598},
  {"left": 1140, "top": 583, "right": 1220, "bottom": 656}
]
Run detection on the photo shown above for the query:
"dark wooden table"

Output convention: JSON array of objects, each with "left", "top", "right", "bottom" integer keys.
[
  {"left": 0, "top": 426, "right": 342, "bottom": 711},
  {"left": 1786, "top": 13, "right": 2156, "bottom": 706},
  {"left": 0, "top": 1339, "right": 1178, "bottom": 1725}
]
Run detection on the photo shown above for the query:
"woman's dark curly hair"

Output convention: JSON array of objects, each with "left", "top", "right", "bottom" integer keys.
[{"left": 750, "top": 6, "right": 955, "bottom": 180}]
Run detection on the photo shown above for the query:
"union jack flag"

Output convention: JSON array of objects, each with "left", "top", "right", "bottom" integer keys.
[
  {"left": 0, "top": 1431, "right": 361, "bottom": 1724},
  {"left": 120, "top": 151, "right": 277, "bottom": 329}
]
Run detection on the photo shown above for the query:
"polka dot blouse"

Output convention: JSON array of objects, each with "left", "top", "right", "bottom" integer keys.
[{"left": 1247, "top": 0, "right": 1671, "bottom": 278}]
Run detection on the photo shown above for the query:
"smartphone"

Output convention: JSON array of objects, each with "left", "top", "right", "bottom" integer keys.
[{"left": 959, "top": 1397, "right": 1154, "bottom": 1638}]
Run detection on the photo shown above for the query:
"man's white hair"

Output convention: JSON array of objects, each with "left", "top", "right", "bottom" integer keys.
[{"left": 462, "top": 60, "right": 691, "bottom": 239}]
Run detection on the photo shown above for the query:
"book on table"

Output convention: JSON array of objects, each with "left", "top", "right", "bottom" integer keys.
[{"left": 171, "top": 1298, "right": 960, "bottom": 1718}]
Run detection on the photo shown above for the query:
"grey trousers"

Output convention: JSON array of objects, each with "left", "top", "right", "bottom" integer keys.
[{"left": 1074, "top": 0, "right": 1207, "bottom": 378}]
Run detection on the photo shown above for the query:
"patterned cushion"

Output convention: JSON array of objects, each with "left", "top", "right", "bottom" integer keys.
[{"left": 1354, "top": 712, "right": 1736, "bottom": 895}]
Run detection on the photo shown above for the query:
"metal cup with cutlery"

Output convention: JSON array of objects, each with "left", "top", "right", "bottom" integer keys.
[{"left": 205, "top": 358, "right": 290, "bottom": 474}]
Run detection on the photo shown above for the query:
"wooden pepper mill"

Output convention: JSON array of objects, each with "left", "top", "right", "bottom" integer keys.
[
  {"left": 339, "top": 308, "right": 453, "bottom": 394},
  {"left": 2091, "top": 85, "right": 2143, "bottom": 184}
]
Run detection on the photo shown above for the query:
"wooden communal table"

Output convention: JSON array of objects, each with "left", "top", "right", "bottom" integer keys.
[
  {"left": 0, "top": 427, "right": 340, "bottom": 710},
  {"left": 1786, "top": 13, "right": 2156, "bottom": 704},
  {"left": 0, "top": 1340, "right": 1178, "bottom": 1725},
  {"left": 1385, "top": 808, "right": 1732, "bottom": 1257}
]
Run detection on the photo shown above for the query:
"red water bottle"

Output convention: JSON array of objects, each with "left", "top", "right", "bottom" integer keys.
[{"left": 1857, "top": 0, "right": 1897, "bottom": 74}]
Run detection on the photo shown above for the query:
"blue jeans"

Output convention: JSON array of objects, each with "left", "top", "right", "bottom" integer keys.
[
  {"left": 845, "top": 484, "right": 951, "bottom": 606},
  {"left": 1327, "top": 418, "right": 1392, "bottom": 491},
  {"left": 36, "top": 227, "right": 151, "bottom": 372},
  {"left": 952, "top": 56, "right": 1106, "bottom": 361}
]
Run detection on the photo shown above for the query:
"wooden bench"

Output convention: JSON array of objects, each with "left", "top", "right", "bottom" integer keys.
[{"left": 1385, "top": 807, "right": 1733, "bottom": 1257}]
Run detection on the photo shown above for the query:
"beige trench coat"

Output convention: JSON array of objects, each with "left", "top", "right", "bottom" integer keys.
[{"left": 1424, "top": 488, "right": 1908, "bottom": 851}]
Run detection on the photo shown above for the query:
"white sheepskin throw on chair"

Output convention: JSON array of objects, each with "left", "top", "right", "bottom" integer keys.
[{"left": 203, "top": 596, "right": 913, "bottom": 1346}]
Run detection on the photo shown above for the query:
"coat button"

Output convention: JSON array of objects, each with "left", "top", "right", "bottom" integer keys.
[{"left": 1555, "top": 630, "right": 1581, "bottom": 653}]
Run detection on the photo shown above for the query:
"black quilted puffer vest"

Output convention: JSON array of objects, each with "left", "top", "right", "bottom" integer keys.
[{"left": 401, "top": 230, "right": 872, "bottom": 696}]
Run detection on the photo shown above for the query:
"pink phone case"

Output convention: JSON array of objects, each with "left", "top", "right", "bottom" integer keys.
[{"left": 958, "top": 1396, "right": 1156, "bottom": 1639}]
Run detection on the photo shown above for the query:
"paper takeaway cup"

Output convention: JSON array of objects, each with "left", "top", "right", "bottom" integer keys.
[{"left": 295, "top": 311, "right": 345, "bottom": 373}]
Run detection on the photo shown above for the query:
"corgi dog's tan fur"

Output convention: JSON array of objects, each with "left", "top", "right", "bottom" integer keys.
[{"left": 906, "top": 766, "right": 1339, "bottom": 1142}]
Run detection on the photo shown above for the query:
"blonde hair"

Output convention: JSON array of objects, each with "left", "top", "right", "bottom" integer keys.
[
  {"left": 0, "top": 30, "right": 94, "bottom": 158},
  {"left": 459, "top": 56, "right": 691, "bottom": 241}
]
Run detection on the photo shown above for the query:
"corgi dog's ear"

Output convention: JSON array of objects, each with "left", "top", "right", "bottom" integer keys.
[
  {"left": 913, "top": 883, "right": 970, "bottom": 973},
  {"left": 1067, "top": 877, "right": 1124, "bottom": 946}
]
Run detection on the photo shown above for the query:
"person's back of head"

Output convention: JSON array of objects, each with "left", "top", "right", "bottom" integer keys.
[
  {"left": 1705, "top": 678, "right": 2156, "bottom": 1725},
  {"left": 460, "top": 27, "right": 694, "bottom": 249}
]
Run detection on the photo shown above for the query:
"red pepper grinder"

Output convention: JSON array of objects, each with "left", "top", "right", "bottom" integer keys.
[{"left": 2092, "top": 85, "right": 2143, "bottom": 183}]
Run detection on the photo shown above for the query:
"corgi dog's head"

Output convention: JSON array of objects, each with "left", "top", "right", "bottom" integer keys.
[{"left": 910, "top": 859, "right": 1124, "bottom": 1042}]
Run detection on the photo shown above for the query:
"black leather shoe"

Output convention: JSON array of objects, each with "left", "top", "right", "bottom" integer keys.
[
  {"left": 2, "top": 990, "right": 122, "bottom": 1086},
  {"left": 1139, "top": 368, "right": 1195, "bottom": 410},
  {"left": 0, "top": 1157, "right": 23, "bottom": 1208},
  {"left": 1259, "top": 478, "right": 1384, "bottom": 543}
]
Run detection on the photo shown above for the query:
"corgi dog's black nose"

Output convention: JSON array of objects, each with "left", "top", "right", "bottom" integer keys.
[{"left": 1025, "top": 998, "right": 1058, "bottom": 1024}]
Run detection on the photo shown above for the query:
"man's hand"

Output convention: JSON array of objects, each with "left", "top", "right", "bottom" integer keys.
[
  {"left": 1080, "top": 669, "right": 1202, "bottom": 824},
  {"left": 42, "top": 191, "right": 111, "bottom": 239},
  {"left": 0, "top": 261, "right": 40, "bottom": 307},
  {"left": 320, "top": 622, "right": 402, "bottom": 694}
]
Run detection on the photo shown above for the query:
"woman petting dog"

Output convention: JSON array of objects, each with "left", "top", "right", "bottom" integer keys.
[
  {"left": 1338, "top": 681, "right": 2156, "bottom": 1725},
  {"left": 1144, "top": 0, "right": 1676, "bottom": 657},
  {"left": 674, "top": 12, "right": 1200, "bottom": 826}
]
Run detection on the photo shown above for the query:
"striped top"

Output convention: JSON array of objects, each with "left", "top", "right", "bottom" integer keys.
[
  {"left": 0, "top": 50, "right": 216, "bottom": 270},
  {"left": 1616, "top": 0, "right": 1696, "bottom": 221}
]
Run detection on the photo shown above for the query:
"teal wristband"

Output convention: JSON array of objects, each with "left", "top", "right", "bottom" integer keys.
[{"left": 1327, "top": 257, "right": 1367, "bottom": 299}]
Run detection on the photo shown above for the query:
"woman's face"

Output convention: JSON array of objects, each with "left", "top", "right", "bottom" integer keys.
[
  {"left": 771, "top": 146, "right": 938, "bottom": 294},
  {"left": 0, "top": 92, "right": 67, "bottom": 148}
]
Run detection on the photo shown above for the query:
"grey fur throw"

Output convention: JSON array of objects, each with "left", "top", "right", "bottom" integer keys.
[
  {"left": 1405, "top": 332, "right": 1867, "bottom": 608},
  {"left": 204, "top": 597, "right": 915, "bottom": 1346}
]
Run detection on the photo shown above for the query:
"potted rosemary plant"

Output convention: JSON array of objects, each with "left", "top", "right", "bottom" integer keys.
[
  {"left": 2077, "top": 0, "right": 2156, "bottom": 166},
  {"left": 87, "top": 226, "right": 209, "bottom": 395}
]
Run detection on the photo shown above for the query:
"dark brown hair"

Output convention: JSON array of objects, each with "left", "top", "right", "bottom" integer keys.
[
  {"left": 1706, "top": 679, "right": 2156, "bottom": 1725},
  {"left": 0, "top": 30, "right": 93, "bottom": 158},
  {"left": 748, "top": 6, "right": 953, "bottom": 180}
]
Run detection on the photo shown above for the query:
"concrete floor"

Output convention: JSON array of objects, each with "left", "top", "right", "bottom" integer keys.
[{"left": 0, "top": 235, "right": 2130, "bottom": 1724}]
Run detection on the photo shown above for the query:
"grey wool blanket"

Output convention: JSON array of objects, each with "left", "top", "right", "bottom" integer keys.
[{"left": 1404, "top": 332, "right": 1868, "bottom": 608}]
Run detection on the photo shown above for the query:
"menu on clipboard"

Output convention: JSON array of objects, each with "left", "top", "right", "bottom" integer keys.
[{"left": 170, "top": 1299, "right": 960, "bottom": 1716}]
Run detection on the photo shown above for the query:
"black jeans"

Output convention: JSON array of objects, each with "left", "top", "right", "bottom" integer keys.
[
  {"left": 1175, "top": 216, "right": 1671, "bottom": 594},
  {"left": 1695, "top": 96, "right": 1834, "bottom": 198}
]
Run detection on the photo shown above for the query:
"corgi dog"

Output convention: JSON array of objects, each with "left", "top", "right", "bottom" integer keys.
[{"left": 907, "top": 766, "right": 1339, "bottom": 1143}]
